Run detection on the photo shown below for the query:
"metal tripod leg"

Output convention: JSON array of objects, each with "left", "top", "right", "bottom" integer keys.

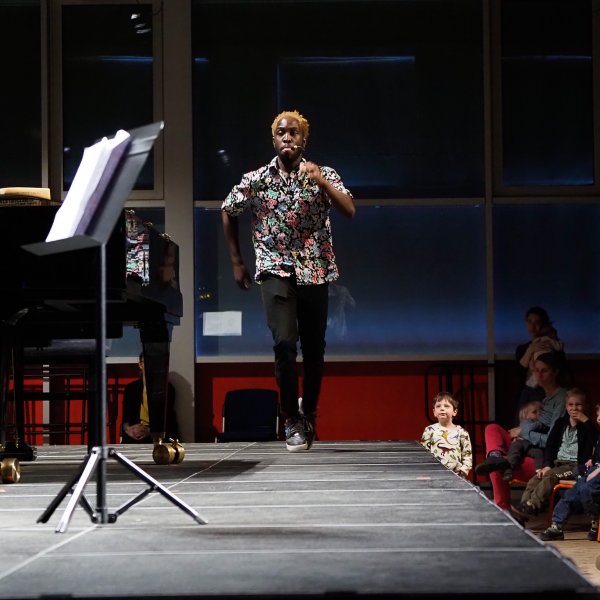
[
  {"left": 109, "top": 448, "right": 206, "bottom": 524},
  {"left": 37, "top": 446, "right": 207, "bottom": 532},
  {"left": 55, "top": 448, "right": 101, "bottom": 533},
  {"left": 36, "top": 454, "right": 91, "bottom": 525}
]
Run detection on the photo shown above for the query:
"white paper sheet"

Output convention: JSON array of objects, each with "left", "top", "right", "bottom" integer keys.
[
  {"left": 46, "top": 129, "right": 131, "bottom": 242},
  {"left": 202, "top": 311, "right": 242, "bottom": 336}
]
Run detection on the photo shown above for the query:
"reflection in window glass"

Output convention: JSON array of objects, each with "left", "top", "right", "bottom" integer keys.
[
  {"left": 62, "top": 4, "right": 154, "bottom": 190},
  {"left": 501, "top": 0, "right": 594, "bottom": 186},
  {"left": 195, "top": 205, "right": 487, "bottom": 357},
  {"left": 109, "top": 207, "right": 166, "bottom": 358},
  {"left": 494, "top": 203, "right": 600, "bottom": 354},
  {"left": 0, "top": 2, "right": 41, "bottom": 187},
  {"left": 192, "top": 0, "right": 484, "bottom": 200}
]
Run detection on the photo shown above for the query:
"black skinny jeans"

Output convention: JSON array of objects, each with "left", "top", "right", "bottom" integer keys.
[{"left": 260, "top": 275, "right": 329, "bottom": 420}]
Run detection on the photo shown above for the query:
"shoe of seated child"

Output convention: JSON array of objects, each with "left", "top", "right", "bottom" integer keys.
[
  {"left": 510, "top": 503, "right": 530, "bottom": 522},
  {"left": 502, "top": 467, "right": 514, "bottom": 482},
  {"left": 540, "top": 523, "right": 564, "bottom": 541},
  {"left": 521, "top": 500, "right": 539, "bottom": 516},
  {"left": 474, "top": 452, "right": 510, "bottom": 476},
  {"left": 587, "top": 519, "right": 598, "bottom": 542}
]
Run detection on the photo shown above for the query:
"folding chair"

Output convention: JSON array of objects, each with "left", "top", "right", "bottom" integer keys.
[
  {"left": 547, "top": 480, "right": 575, "bottom": 526},
  {"left": 215, "top": 388, "right": 280, "bottom": 442}
]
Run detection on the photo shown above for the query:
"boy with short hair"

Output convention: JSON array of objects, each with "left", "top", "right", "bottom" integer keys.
[
  {"left": 540, "top": 400, "right": 600, "bottom": 541},
  {"left": 420, "top": 391, "right": 472, "bottom": 478}
]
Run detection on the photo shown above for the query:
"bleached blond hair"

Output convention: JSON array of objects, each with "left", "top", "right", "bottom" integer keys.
[{"left": 271, "top": 110, "right": 309, "bottom": 139}]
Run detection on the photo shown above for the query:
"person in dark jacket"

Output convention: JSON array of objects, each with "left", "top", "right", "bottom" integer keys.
[
  {"left": 513, "top": 388, "right": 595, "bottom": 518},
  {"left": 540, "top": 402, "right": 600, "bottom": 541}
]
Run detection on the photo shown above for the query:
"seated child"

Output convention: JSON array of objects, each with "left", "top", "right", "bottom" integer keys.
[
  {"left": 476, "top": 398, "right": 551, "bottom": 480},
  {"left": 502, "top": 399, "right": 546, "bottom": 482},
  {"left": 540, "top": 401, "right": 600, "bottom": 542},
  {"left": 514, "top": 388, "right": 595, "bottom": 517},
  {"left": 420, "top": 391, "right": 472, "bottom": 478}
]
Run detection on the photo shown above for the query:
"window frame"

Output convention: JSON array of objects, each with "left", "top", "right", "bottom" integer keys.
[
  {"left": 47, "top": 0, "right": 165, "bottom": 203},
  {"left": 489, "top": 0, "right": 600, "bottom": 198}
]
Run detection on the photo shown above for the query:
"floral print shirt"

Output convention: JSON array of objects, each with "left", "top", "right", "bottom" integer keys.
[
  {"left": 222, "top": 156, "right": 353, "bottom": 285},
  {"left": 420, "top": 422, "right": 473, "bottom": 476}
]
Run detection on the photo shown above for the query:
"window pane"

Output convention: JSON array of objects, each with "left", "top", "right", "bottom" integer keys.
[
  {"left": 192, "top": 0, "right": 484, "bottom": 200},
  {"left": 195, "top": 205, "right": 487, "bottom": 357},
  {"left": 501, "top": 0, "right": 594, "bottom": 186},
  {"left": 62, "top": 3, "right": 154, "bottom": 190},
  {"left": 494, "top": 203, "right": 600, "bottom": 354},
  {"left": 0, "top": 2, "right": 41, "bottom": 187}
]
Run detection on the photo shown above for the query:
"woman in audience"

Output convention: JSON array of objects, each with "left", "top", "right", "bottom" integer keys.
[
  {"left": 515, "top": 306, "right": 564, "bottom": 408},
  {"left": 475, "top": 351, "right": 567, "bottom": 512}
]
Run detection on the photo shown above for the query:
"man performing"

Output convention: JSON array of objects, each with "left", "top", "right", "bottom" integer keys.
[{"left": 221, "top": 109, "right": 355, "bottom": 452}]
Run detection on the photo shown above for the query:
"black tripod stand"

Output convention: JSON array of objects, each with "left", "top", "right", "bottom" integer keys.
[
  {"left": 36, "top": 243, "right": 206, "bottom": 533},
  {"left": 27, "top": 123, "right": 206, "bottom": 533}
]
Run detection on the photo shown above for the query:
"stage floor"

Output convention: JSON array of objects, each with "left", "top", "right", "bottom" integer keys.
[{"left": 0, "top": 440, "right": 598, "bottom": 599}]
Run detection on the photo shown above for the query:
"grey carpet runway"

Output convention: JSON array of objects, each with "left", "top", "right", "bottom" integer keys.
[{"left": 0, "top": 440, "right": 598, "bottom": 599}]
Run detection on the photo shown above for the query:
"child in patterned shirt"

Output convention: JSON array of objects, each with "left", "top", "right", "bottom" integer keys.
[{"left": 420, "top": 391, "right": 473, "bottom": 478}]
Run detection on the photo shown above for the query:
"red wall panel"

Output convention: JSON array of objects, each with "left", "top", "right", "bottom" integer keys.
[{"left": 198, "top": 361, "right": 491, "bottom": 445}]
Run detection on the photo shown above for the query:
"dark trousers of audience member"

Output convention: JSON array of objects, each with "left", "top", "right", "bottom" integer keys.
[
  {"left": 553, "top": 473, "right": 600, "bottom": 526},
  {"left": 260, "top": 275, "right": 328, "bottom": 420},
  {"left": 521, "top": 460, "right": 577, "bottom": 512},
  {"left": 506, "top": 438, "right": 543, "bottom": 471},
  {"left": 483, "top": 424, "right": 538, "bottom": 510}
]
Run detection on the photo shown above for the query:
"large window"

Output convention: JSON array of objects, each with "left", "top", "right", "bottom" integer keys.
[
  {"left": 496, "top": 0, "right": 596, "bottom": 191},
  {"left": 493, "top": 203, "right": 600, "bottom": 355},
  {"left": 192, "top": 0, "right": 484, "bottom": 200},
  {"left": 9, "top": 0, "right": 599, "bottom": 362},
  {"left": 61, "top": 2, "right": 156, "bottom": 191},
  {"left": 191, "top": 0, "right": 600, "bottom": 360},
  {"left": 195, "top": 204, "right": 487, "bottom": 357},
  {"left": 0, "top": 1, "right": 41, "bottom": 188}
]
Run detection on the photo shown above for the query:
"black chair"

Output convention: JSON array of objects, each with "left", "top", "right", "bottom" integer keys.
[{"left": 216, "top": 388, "right": 280, "bottom": 442}]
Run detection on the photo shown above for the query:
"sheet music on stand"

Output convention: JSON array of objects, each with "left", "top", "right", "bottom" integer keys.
[
  {"left": 27, "top": 121, "right": 165, "bottom": 256},
  {"left": 46, "top": 130, "right": 131, "bottom": 243}
]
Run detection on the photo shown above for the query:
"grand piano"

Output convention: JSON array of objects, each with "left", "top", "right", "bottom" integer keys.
[{"left": 0, "top": 195, "right": 183, "bottom": 468}]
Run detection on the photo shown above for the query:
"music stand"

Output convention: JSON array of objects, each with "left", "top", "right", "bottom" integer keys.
[{"left": 23, "top": 122, "right": 206, "bottom": 533}]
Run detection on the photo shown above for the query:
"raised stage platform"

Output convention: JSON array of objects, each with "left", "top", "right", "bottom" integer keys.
[{"left": 0, "top": 440, "right": 598, "bottom": 599}]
